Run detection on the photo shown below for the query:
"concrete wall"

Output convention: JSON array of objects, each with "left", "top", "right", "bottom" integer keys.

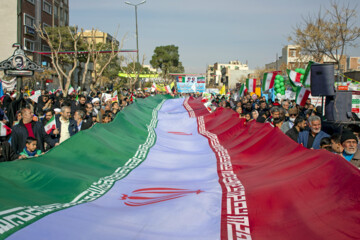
[
  {"left": 228, "top": 69, "right": 255, "bottom": 89},
  {"left": 0, "top": 1, "right": 17, "bottom": 64}
]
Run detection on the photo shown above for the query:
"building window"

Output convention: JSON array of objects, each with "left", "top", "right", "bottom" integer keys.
[
  {"left": 54, "top": 5, "right": 58, "bottom": 18},
  {"left": 24, "top": 38, "right": 35, "bottom": 51},
  {"left": 357, "top": 58, "right": 360, "bottom": 64},
  {"left": 27, "top": 0, "right": 35, "bottom": 4},
  {"left": 289, "top": 49, "right": 296, "bottom": 57},
  {"left": 235, "top": 66, "right": 239, "bottom": 70},
  {"left": 64, "top": 11, "right": 68, "bottom": 25},
  {"left": 43, "top": 1, "right": 52, "bottom": 15},
  {"left": 24, "top": 14, "right": 35, "bottom": 27},
  {"left": 60, "top": 8, "right": 64, "bottom": 21},
  {"left": 43, "top": 23, "right": 51, "bottom": 31},
  {"left": 42, "top": 45, "right": 51, "bottom": 52}
]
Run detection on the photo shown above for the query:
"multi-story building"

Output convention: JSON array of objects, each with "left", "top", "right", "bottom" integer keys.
[
  {"left": 220, "top": 66, "right": 255, "bottom": 90},
  {"left": 80, "top": 30, "right": 119, "bottom": 46},
  {"left": 206, "top": 61, "right": 249, "bottom": 87},
  {"left": 0, "top": 0, "right": 69, "bottom": 66},
  {"left": 265, "top": 45, "right": 347, "bottom": 73},
  {"left": 265, "top": 45, "right": 310, "bottom": 70},
  {"left": 142, "top": 64, "right": 157, "bottom": 73},
  {"left": 347, "top": 57, "right": 360, "bottom": 71},
  {"left": 78, "top": 30, "right": 121, "bottom": 86}
]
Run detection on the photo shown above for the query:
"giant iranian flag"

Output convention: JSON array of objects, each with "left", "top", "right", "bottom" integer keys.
[{"left": 0, "top": 96, "right": 359, "bottom": 240}]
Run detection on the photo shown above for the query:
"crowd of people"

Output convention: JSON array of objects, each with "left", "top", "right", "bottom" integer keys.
[
  {"left": 0, "top": 88, "right": 359, "bottom": 169},
  {"left": 199, "top": 92, "right": 360, "bottom": 168},
  {"left": 0, "top": 88, "right": 152, "bottom": 162}
]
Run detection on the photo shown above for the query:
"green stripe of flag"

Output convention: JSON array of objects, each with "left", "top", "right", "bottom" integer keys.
[
  {"left": 302, "top": 61, "right": 314, "bottom": 88},
  {"left": 0, "top": 95, "right": 171, "bottom": 238}
]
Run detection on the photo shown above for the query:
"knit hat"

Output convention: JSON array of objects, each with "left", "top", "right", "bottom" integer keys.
[{"left": 341, "top": 131, "right": 358, "bottom": 144}]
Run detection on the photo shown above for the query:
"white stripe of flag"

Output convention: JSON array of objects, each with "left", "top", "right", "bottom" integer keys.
[
  {"left": 262, "top": 72, "right": 278, "bottom": 91},
  {"left": 44, "top": 116, "right": 56, "bottom": 134},
  {"left": 296, "top": 87, "right": 311, "bottom": 106},
  {"left": 246, "top": 79, "right": 256, "bottom": 93},
  {"left": 0, "top": 122, "right": 11, "bottom": 136},
  {"left": 288, "top": 70, "right": 302, "bottom": 84}
]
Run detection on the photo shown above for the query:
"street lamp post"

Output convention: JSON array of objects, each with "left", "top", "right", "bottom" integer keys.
[{"left": 125, "top": 0, "right": 146, "bottom": 64}]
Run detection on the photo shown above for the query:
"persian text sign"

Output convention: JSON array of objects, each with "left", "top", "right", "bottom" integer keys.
[
  {"left": 352, "top": 91, "right": 360, "bottom": 117},
  {"left": 177, "top": 82, "right": 206, "bottom": 93}
]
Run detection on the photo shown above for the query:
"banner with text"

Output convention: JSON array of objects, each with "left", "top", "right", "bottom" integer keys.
[{"left": 176, "top": 76, "right": 206, "bottom": 93}]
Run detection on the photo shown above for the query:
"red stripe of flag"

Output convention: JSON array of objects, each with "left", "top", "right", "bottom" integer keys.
[{"left": 186, "top": 96, "right": 360, "bottom": 240}]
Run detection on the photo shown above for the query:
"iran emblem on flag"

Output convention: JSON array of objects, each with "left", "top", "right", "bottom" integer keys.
[
  {"left": 44, "top": 116, "right": 56, "bottom": 134},
  {"left": 0, "top": 122, "right": 11, "bottom": 136},
  {"left": 296, "top": 87, "right": 311, "bottom": 106},
  {"left": 246, "top": 78, "right": 256, "bottom": 93},
  {"left": 262, "top": 71, "right": 280, "bottom": 91}
]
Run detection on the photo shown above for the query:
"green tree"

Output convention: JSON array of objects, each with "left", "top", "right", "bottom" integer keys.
[{"left": 150, "top": 45, "right": 184, "bottom": 77}]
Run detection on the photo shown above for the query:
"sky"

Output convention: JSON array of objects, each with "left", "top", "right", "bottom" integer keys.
[{"left": 70, "top": 0, "right": 360, "bottom": 73}]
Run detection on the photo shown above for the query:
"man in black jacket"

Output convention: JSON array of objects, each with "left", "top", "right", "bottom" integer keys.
[
  {"left": 11, "top": 108, "right": 57, "bottom": 154},
  {"left": 286, "top": 116, "right": 307, "bottom": 142},
  {"left": 0, "top": 142, "right": 25, "bottom": 162},
  {"left": 74, "top": 110, "right": 92, "bottom": 131}
]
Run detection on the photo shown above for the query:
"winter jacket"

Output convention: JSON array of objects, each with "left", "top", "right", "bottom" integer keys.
[
  {"left": 0, "top": 142, "right": 19, "bottom": 162},
  {"left": 11, "top": 120, "right": 56, "bottom": 154},
  {"left": 297, "top": 130, "right": 330, "bottom": 150},
  {"left": 54, "top": 115, "right": 78, "bottom": 143}
]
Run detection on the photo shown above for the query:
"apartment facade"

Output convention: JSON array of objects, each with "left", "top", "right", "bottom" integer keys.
[
  {"left": 347, "top": 57, "right": 360, "bottom": 71},
  {"left": 81, "top": 30, "right": 119, "bottom": 46},
  {"left": 0, "top": 0, "right": 69, "bottom": 66},
  {"left": 265, "top": 45, "right": 347, "bottom": 72},
  {"left": 206, "top": 61, "right": 249, "bottom": 86}
]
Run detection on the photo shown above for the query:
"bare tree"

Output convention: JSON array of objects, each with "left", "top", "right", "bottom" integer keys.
[
  {"left": 289, "top": 1, "right": 360, "bottom": 73},
  {"left": 35, "top": 25, "right": 81, "bottom": 96},
  {"left": 326, "top": 1, "right": 360, "bottom": 71},
  {"left": 79, "top": 29, "right": 93, "bottom": 90},
  {"left": 85, "top": 29, "right": 124, "bottom": 92}
]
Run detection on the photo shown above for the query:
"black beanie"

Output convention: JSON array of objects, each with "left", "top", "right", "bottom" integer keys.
[{"left": 341, "top": 131, "right": 358, "bottom": 144}]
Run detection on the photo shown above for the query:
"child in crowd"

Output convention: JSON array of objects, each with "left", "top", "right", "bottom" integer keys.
[
  {"left": 320, "top": 137, "right": 333, "bottom": 152},
  {"left": 20, "top": 137, "right": 42, "bottom": 158},
  {"left": 330, "top": 133, "right": 343, "bottom": 155}
]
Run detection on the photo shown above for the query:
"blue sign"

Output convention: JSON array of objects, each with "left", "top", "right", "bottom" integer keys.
[{"left": 177, "top": 83, "right": 206, "bottom": 93}]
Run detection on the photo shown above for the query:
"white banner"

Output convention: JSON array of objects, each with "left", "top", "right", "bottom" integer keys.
[{"left": 1, "top": 78, "right": 16, "bottom": 91}]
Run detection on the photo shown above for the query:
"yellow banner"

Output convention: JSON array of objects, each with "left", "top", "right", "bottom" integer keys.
[
  {"left": 255, "top": 87, "right": 261, "bottom": 97},
  {"left": 156, "top": 84, "right": 166, "bottom": 92},
  {"left": 118, "top": 73, "right": 159, "bottom": 78}
]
